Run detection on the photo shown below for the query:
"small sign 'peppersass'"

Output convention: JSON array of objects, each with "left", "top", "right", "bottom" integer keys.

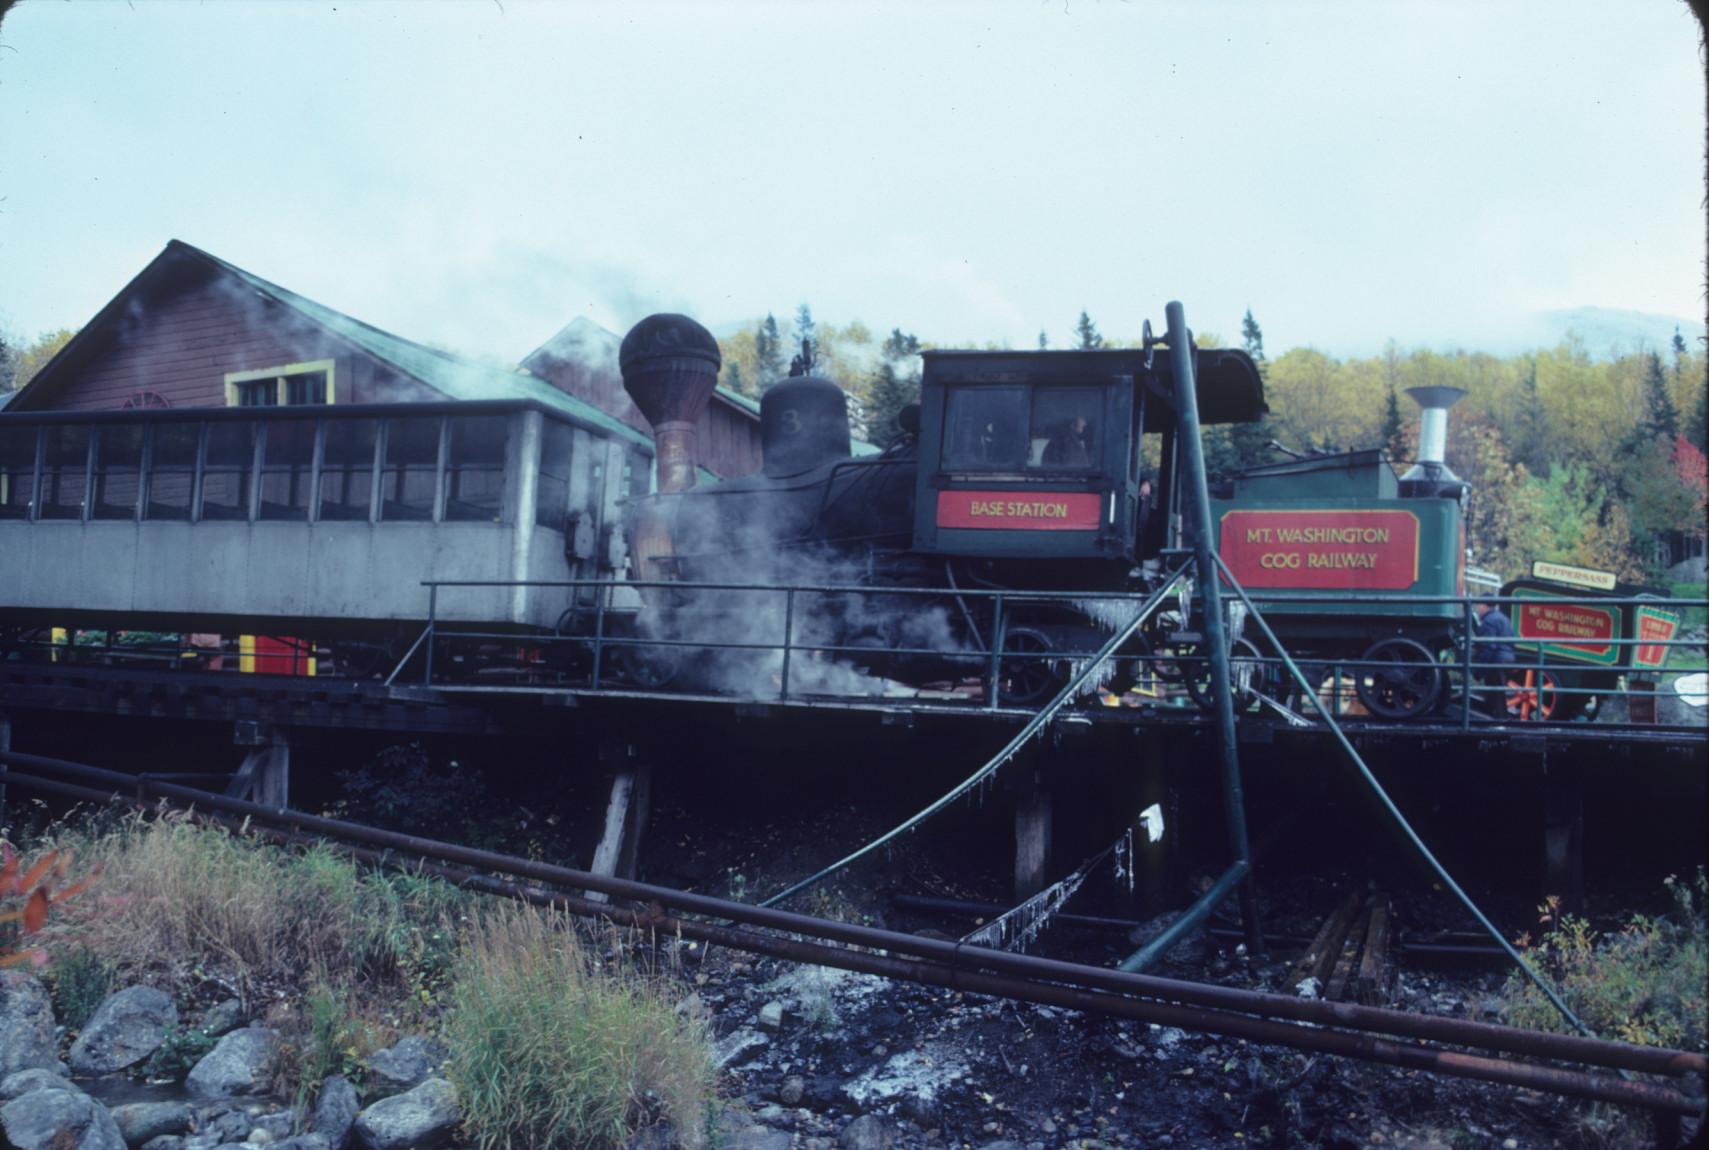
[{"left": 1218, "top": 509, "right": 1421, "bottom": 590}]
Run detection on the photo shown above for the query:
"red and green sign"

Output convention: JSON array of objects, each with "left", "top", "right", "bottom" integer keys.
[
  {"left": 1218, "top": 509, "right": 1420, "bottom": 590},
  {"left": 936, "top": 490, "right": 1102, "bottom": 531},
  {"left": 1633, "top": 606, "right": 1680, "bottom": 670},
  {"left": 1512, "top": 588, "right": 1620, "bottom": 666}
]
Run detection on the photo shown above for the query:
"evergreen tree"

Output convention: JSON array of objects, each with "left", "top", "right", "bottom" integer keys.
[
  {"left": 1640, "top": 351, "right": 1679, "bottom": 440},
  {"left": 1074, "top": 310, "right": 1103, "bottom": 350},
  {"left": 0, "top": 332, "right": 14, "bottom": 393},
  {"left": 1037, "top": 330, "right": 1049, "bottom": 350},
  {"left": 792, "top": 303, "right": 815, "bottom": 354},
  {"left": 1380, "top": 382, "right": 1404, "bottom": 456},
  {"left": 754, "top": 313, "right": 784, "bottom": 390},
  {"left": 1241, "top": 308, "right": 1265, "bottom": 363},
  {"left": 865, "top": 328, "right": 922, "bottom": 447},
  {"left": 725, "top": 362, "right": 746, "bottom": 397},
  {"left": 1672, "top": 326, "right": 1687, "bottom": 381},
  {"left": 1689, "top": 378, "right": 1709, "bottom": 451}
]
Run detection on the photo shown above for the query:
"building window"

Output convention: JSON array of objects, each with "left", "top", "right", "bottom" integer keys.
[
  {"left": 92, "top": 424, "right": 145, "bottom": 520},
  {"left": 146, "top": 423, "right": 199, "bottom": 520},
  {"left": 225, "top": 360, "right": 335, "bottom": 407},
  {"left": 320, "top": 418, "right": 378, "bottom": 521},
  {"left": 0, "top": 427, "right": 38, "bottom": 519},
  {"left": 199, "top": 422, "right": 256, "bottom": 520},
  {"left": 536, "top": 423, "right": 575, "bottom": 530},
  {"left": 258, "top": 420, "right": 316, "bottom": 520},
  {"left": 443, "top": 415, "right": 507, "bottom": 522},
  {"left": 380, "top": 416, "right": 441, "bottom": 521},
  {"left": 40, "top": 426, "right": 91, "bottom": 520}
]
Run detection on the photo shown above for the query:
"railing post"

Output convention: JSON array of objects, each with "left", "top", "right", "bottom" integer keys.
[
  {"left": 1461, "top": 597, "right": 1475, "bottom": 730},
  {"left": 424, "top": 584, "right": 437, "bottom": 686},
  {"left": 988, "top": 593, "right": 1006, "bottom": 711},
  {"left": 780, "top": 588, "right": 795, "bottom": 701},
  {"left": 590, "top": 586, "right": 607, "bottom": 690}
]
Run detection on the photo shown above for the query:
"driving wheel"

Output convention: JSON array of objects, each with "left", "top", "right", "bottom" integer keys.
[
  {"left": 1183, "top": 637, "right": 1268, "bottom": 711},
  {"left": 997, "top": 627, "right": 1064, "bottom": 706},
  {"left": 1355, "top": 636, "right": 1442, "bottom": 719}
]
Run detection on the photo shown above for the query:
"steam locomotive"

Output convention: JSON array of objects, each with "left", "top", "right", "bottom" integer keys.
[{"left": 609, "top": 313, "right": 1484, "bottom": 715}]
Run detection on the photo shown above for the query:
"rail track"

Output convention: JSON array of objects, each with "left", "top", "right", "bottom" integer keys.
[{"left": 1, "top": 747, "right": 1703, "bottom": 1134}]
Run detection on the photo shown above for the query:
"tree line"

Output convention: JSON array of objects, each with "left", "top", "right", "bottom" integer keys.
[{"left": 714, "top": 306, "right": 1707, "bottom": 584}]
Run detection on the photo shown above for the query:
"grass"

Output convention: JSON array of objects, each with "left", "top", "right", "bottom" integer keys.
[{"left": 445, "top": 903, "right": 716, "bottom": 1150}]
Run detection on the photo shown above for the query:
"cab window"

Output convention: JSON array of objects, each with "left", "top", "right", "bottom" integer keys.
[{"left": 942, "top": 384, "right": 1101, "bottom": 471}]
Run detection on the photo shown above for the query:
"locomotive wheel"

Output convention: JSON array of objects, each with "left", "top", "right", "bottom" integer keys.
[
  {"left": 1354, "top": 637, "right": 1442, "bottom": 719},
  {"left": 608, "top": 641, "right": 682, "bottom": 690},
  {"left": 996, "top": 627, "right": 1064, "bottom": 706},
  {"left": 1183, "top": 637, "right": 1267, "bottom": 711},
  {"left": 1504, "top": 669, "right": 1593, "bottom": 722}
]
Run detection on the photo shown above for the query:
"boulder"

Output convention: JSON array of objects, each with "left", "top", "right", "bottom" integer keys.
[
  {"left": 352, "top": 1078, "right": 458, "bottom": 1150},
  {"left": 363, "top": 1037, "right": 447, "bottom": 1096},
  {"left": 137, "top": 1138, "right": 186, "bottom": 1150},
  {"left": 310, "top": 1075, "right": 359, "bottom": 1150},
  {"left": 184, "top": 1028, "right": 282, "bottom": 1102},
  {"left": 273, "top": 1138, "right": 333, "bottom": 1150},
  {"left": 198, "top": 1000, "right": 246, "bottom": 1039},
  {"left": 0, "top": 971, "right": 58, "bottom": 1078},
  {"left": 109, "top": 1100, "right": 194, "bottom": 1145},
  {"left": 838, "top": 1114, "right": 890, "bottom": 1150},
  {"left": 69, "top": 987, "right": 180, "bottom": 1075},
  {"left": 194, "top": 1107, "right": 257, "bottom": 1144},
  {"left": 0, "top": 1087, "right": 127, "bottom": 1150},
  {"left": 0, "top": 1068, "right": 74, "bottom": 1102}
]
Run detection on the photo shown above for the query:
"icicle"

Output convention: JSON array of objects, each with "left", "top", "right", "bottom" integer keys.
[
  {"left": 1226, "top": 600, "right": 1249, "bottom": 644},
  {"left": 959, "top": 829, "right": 1130, "bottom": 953}
]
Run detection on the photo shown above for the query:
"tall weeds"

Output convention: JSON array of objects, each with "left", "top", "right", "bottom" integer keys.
[{"left": 446, "top": 904, "right": 715, "bottom": 1150}]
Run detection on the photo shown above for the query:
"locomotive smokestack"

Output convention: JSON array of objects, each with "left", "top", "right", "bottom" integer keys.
[
  {"left": 1399, "top": 386, "right": 1466, "bottom": 498},
  {"left": 620, "top": 314, "right": 722, "bottom": 493}
]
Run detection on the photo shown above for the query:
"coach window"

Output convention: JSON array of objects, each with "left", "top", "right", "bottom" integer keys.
[
  {"left": 536, "top": 421, "right": 574, "bottom": 530},
  {"left": 444, "top": 415, "right": 508, "bottom": 522},
  {"left": 225, "top": 360, "right": 335, "bottom": 407},
  {"left": 0, "top": 426, "right": 38, "bottom": 519},
  {"left": 92, "top": 424, "right": 146, "bottom": 520},
  {"left": 145, "top": 423, "right": 199, "bottom": 520},
  {"left": 40, "top": 426, "right": 91, "bottom": 520},
  {"left": 258, "top": 418, "right": 317, "bottom": 520},
  {"left": 319, "top": 418, "right": 378, "bottom": 521},
  {"left": 380, "top": 416, "right": 441, "bottom": 521},
  {"left": 200, "top": 422, "right": 257, "bottom": 520},
  {"left": 943, "top": 386, "right": 1027, "bottom": 470}
]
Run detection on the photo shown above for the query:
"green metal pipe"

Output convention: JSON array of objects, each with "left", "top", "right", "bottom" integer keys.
[
  {"left": 1161, "top": 300, "right": 1263, "bottom": 956},
  {"left": 1118, "top": 859, "right": 1249, "bottom": 972}
]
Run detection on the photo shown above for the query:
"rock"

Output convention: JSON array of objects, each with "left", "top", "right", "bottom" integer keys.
[
  {"left": 251, "top": 1111, "right": 295, "bottom": 1141},
  {"left": 1, "top": 1068, "right": 75, "bottom": 1102},
  {"left": 273, "top": 1138, "right": 332, "bottom": 1150},
  {"left": 364, "top": 1037, "right": 448, "bottom": 1097},
  {"left": 0, "top": 1087, "right": 127, "bottom": 1150},
  {"left": 110, "top": 1101, "right": 194, "bottom": 1145},
  {"left": 197, "top": 1109, "right": 257, "bottom": 1144},
  {"left": 977, "top": 1143, "right": 1026, "bottom": 1150},
  {"left": 899, "top": 1092, "right": 937, "bottom": 1127},
  {"left": 69, "top": 987, "right": 180, "bottom": 1076},
  {"left": 779, "top": 1076, "right": 806, "bottom": 1106},
  {"left": 625, "top": 1124, "right": 675, "bottom": 1150},
  {"left": 185, "top": 1029, "right": 282, "bottom": 1102},
  {"left": 714, "top": 1029, "right": 769, "bottom": 1068},
  {"left": 352, "top": 1078, "right": 458, "bottom": 1150},
  {"left": 311, "top": 1075, "right": 359, "bottom": 1149},
  {"left": 730, "top": 1128, "right": 791, "bottom": 1150},
  {"left": 0, "top": 971, "right": 59, "bottom": 1078},
  {"left": 138, "top": 1138, "right": 186, "bottom": 1150},
  {"left": 839, "top": 1114, "right": 890, "bottom": 1150},
  {"left": 757, "top": 1002, "right": 786, "bottom": 1032},
  {"left": 199, "top": 1000, "right": 246, "bottom": 1039}
]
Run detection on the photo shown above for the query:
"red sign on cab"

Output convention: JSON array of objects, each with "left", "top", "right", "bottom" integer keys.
[{"left": 936, "top": 490, "right": 1102, "bottom": 531}]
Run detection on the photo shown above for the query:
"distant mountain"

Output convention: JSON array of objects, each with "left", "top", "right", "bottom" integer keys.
[{"left": 1528, "top": 307, "right": 1706, "bottom": 358}]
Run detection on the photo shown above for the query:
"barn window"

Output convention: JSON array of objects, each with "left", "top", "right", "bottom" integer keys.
[
  {"left": 225, "top": 360, "right": 336, "bottom": 407},
  {"left": 92, "top": 424, "right": 145, "bottom": 520},
  {"left": 320, "top": 418, "right": 378, "bottom": 521},
  {"left": 0, "top": 426, "right": 39, "bottom": 519},
  {"left": 443, "top": 415, "right": 508, "bottom": 522}
]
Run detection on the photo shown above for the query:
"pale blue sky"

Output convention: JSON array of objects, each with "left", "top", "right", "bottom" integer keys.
[{"left": 0, "top": 0, "right": 1702, "bottom": 362}]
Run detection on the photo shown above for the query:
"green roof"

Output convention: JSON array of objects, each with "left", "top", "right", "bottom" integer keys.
[{"left": 187, "top": 243, "right": 654, "bottom": 451}]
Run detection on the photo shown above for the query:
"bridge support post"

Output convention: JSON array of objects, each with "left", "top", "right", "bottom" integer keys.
[
  {"left": 589, "top": 738, "right": 652, "bottom": 902},
  {"left": 227, "top": 725, "right": 289, "bottom": 809},
  {"left": 1013, "top": 784, "right": 1053, "bottom": 901}
]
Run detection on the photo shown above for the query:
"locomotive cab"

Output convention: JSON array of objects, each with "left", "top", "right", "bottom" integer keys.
[{"left": 912, "top": 348, "right": 1265, "bottom": 571}]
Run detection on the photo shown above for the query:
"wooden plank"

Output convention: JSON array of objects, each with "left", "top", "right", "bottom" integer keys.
[
  {"left": 225, "top": 749, "right": 265, "bottom": 800},
  {"left": 1325, "top": 905, "right": 1371, "bottom": 1002},
  {"left": 1354, "top": 899, "right": 1393, "bottom": 1006},
  {"left": 1289, "top": 889, "right": 1364, "bottom": 997}
]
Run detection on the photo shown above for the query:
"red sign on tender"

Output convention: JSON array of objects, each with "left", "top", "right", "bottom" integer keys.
[
  {"left": 936, "top": 490, "right": 1102, "bottom": 531},
  {"left": 1218, "top": 509, "right": 1420, "bottom": 590}
]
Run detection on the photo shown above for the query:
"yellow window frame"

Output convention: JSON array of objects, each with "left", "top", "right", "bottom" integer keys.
[{"left": 223, "top": 359, "right": 338, "bottom": 407}]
